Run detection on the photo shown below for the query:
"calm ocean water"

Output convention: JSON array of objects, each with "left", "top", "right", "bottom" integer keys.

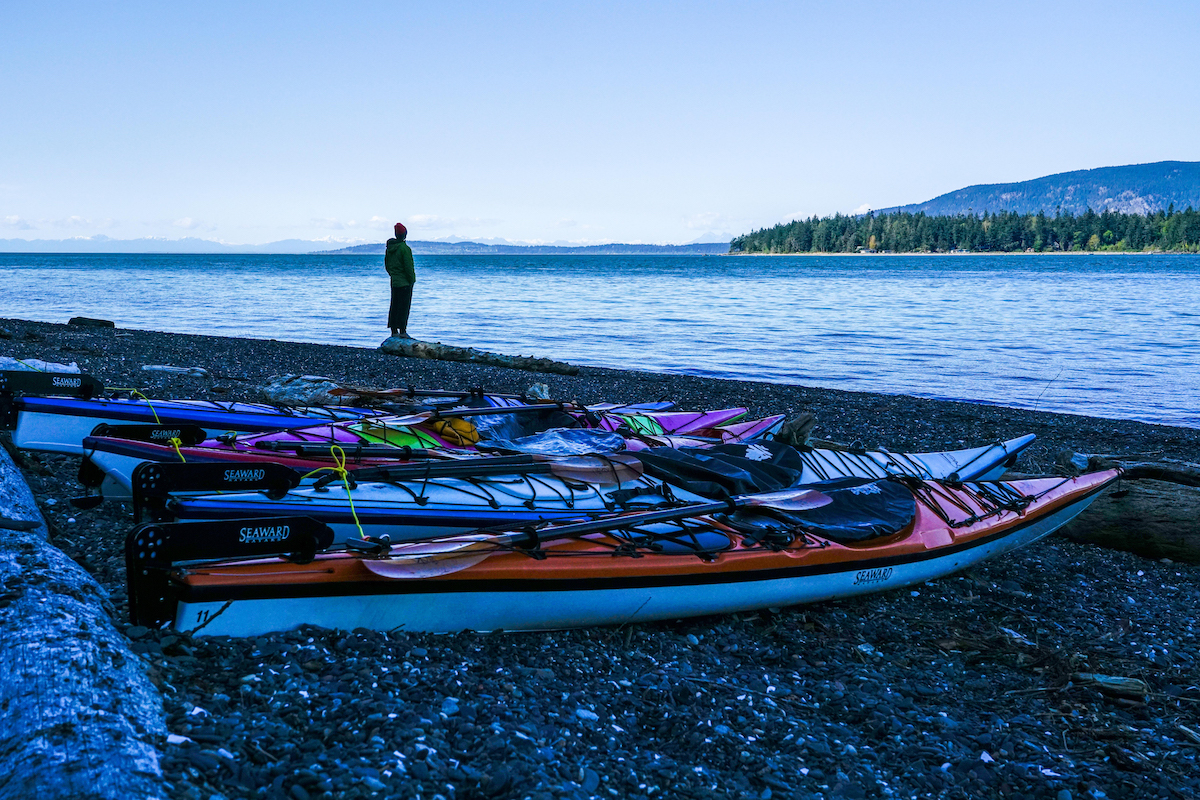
[{"left": 1, "top": 253, "right": 1197, "bottom": 428}]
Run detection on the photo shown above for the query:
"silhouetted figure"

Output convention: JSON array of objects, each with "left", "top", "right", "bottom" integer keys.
[{"left": 385, "top": 222, "right": 416, "bottom": 338}]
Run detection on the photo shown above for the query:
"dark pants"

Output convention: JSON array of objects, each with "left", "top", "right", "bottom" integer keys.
[{"left": 388, "top": 284, "right": 413, "bottom": 334}]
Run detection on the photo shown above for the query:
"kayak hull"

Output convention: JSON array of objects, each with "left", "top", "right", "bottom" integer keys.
[
  {"left": 168, "top": 471, "right": 1114, "bottom": 636},
  {"left": 86, "top": 431, "right": 1038, "bottom": 502},
  {"left": 14, "top": 398, "right": 384, "bottom": 456}
]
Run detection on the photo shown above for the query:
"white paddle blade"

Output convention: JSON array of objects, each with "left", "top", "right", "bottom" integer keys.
[
  {"left": 362, "top": 535, "right": 497, "bottom": 579},
  {"left": 551, "top": 453, "right": 644, "bottom": 484},
  {"left": 746, "top": 488, "right": 832, "bottom": 512}
]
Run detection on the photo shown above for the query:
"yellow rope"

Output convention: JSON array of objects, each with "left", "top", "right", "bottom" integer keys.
[
  {"left": 108, "top": 387, "right": 162, "bottom": 424},
  {"left": 15, "top": 359, "right": 45, "bottom": 372},
  {"left": 300, "top": 445, "right": 365, "bottom": 539},
  {"left": 168, "top": 437, "right": 187, "bottom": 462}
]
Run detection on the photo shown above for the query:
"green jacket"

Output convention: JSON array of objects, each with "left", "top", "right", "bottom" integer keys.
[{"left": 384, "top": 238, "right": 416, "bottom": 287}]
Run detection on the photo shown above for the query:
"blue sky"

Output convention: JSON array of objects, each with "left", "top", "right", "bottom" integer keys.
[{"left": 2, "top": 1, "right": 1198, "bottom": 245}]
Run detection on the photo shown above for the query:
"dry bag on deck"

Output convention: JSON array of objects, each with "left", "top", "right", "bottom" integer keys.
[{"left": 478, "top": 428, "right": 626, "bottom": 457}]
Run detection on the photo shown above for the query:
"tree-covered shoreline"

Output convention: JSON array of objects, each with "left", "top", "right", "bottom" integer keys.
[{"left": 731, "top": 207, "right": 1200, "bottom": 254}]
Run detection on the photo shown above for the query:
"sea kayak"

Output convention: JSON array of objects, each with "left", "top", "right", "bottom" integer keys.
[
  {"left": 4, "top": 377, "right": 677, "bottom": 456},
  {"left": 8, "top": 396, "right": 391, "bottom": 455},
  {"left": 80, "top": 407, "right": 788, "bottom": 500},
  {"left": 149, "top": 437, "right": 1037, "bottom": 542},
  {"left": 127, "top": 469, "right": 1117, "bottom": 635}
]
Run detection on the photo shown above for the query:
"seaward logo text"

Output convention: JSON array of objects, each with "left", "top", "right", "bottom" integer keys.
[{"left": 239, "top": 525, "right": 290, "bottom": 544}]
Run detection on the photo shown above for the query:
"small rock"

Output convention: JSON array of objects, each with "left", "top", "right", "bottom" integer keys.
[
  {"left": 361, "top": 776, "right": 386, "bottom": 792},
  {"left": 576, "top": 708, "right": 599, "bottom": 722},
  {"left": 582, "top": 768, "right": 600, "bottom": 793},
  {"left": 856, "top": 643, "right": 880, "bottom": 658}
]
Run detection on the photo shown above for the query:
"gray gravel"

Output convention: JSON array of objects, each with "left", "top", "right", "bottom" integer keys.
[{"left": 5, "top": 317, "right": 1200, "bottom": 800}]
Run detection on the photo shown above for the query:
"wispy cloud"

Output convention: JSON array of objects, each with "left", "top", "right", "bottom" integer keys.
[
  {"left": 554, "top": 219, "right": 598, "bottom": 231},
  {"left": 2, "top": 215, "right": 35, "bottom": 230},
  {"left": 4, "top": 215, "right": 118, "bottom": 231},
  {"left": 51, "top": 215, "right": 91, "bottom": 228},
  {"left": 309, "top": 216, "right": 394, "bottom": 231},
  {"left": 173, "top": 217, "right": 200, "bottom": 230},
  {"left": 407, "top": 214, "right": 501, "bottom": 232},
  {"left": 851, "top": 203, "right": 872, "bottom": 215},
  {"left": 684, "top": 211, "right": 727, "bottom": 230}
]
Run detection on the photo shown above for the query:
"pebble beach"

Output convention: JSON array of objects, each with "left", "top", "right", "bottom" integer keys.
[{"left": 4, "top": 316, "right": 1200, "bottom": 800}]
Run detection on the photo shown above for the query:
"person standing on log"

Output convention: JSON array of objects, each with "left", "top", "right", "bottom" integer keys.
[{"left": 385, "top": 222, "right": 417, "bottom": 339}]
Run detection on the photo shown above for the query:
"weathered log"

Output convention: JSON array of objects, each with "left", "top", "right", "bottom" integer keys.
[
  {"left": 1054, "top": 450, "right": 1200, "bottom": 487},
  {"left": 1058, "top": 479, "right": 1200, "bottom": 564},
  {"left": 0, "top": 446, "right": 165, "bottom": 799},
  {"left": 381, "top": 336, "right": 579, "bottom": 376},
  {"left": 1103, "top": 460, "right": 1200, "bottom": 487},
  {"left": 66, "top": 317, "right": 115, "bottom": 328}
]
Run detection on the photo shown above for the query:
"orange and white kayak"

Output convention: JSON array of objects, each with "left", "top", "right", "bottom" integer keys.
[{"left": 127, "top": 470, "right": 1117, "bottom": 636}]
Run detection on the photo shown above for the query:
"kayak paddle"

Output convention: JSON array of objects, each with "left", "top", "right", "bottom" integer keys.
[{"left": 361, "top": 487, "right": 832, "bottom": 579}]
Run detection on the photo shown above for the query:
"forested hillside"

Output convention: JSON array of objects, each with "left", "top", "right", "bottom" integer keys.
[
  {"left": 730, "top": 208, "right": 1200, "bottom": 254},
  {"left": 876, "top": 161, "right": 1200, "bottom": 216}
]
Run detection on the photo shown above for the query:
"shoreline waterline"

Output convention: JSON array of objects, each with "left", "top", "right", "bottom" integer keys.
[
  {"left": 4, "top": 251, "right": 1198, "bottom": 428},
  {"left": 4, "top": 313, "right": 1197, "bottom": 432},
  {"left": 4, "top": 316, "right": 1198, "bottom": 451}
]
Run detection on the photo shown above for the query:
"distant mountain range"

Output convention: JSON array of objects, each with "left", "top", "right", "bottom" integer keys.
[
  {"left": 873, "top": 161, "right": 1200, "bottom": 217},
  {"left": 317, "top": 241, "right": 730, "bottom": 255},
  {"left": 0, "top": 235, "right": 729, "bottom": 255},
  {"left": 0, "top": 236, "right": 347, "bottom": 254}
]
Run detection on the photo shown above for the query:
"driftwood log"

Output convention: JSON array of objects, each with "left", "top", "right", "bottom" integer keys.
[
  {"left": 381, "top": 336, "right": 579, "bottom": 375},
  {"left": 1053, "top": 451, "right": 1200, "bottom": 564},
  {"left": 0, "top": 445, "right": 165, "bottom": 799}
]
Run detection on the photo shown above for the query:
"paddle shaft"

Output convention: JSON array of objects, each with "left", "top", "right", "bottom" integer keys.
[
  {"left": 360, "top": 487, "right": 832, "bottom": 579},
  {"left": 470, "top": 490, "right": 830, "bottom": 549}
]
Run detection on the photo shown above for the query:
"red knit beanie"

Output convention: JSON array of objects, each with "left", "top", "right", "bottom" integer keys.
[{"left": 394, "top": 222, "right": 407, "bottom": 239}]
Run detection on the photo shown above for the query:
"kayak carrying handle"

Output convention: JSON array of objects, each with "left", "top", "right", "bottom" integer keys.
[
  {"left": 125, "top": 515, "right": 334, "bottom": 629},
  {"left": 131, "top": 461, "right": 302, "bottom": 522},
  {"left": 0, "top": 370, "right": 105, "bottom": 429}
]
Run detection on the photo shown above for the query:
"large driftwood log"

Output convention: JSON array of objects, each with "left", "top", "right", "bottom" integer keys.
[
  {"left": 1052, "top": 452, "right": 1200, "bottom": 564},
  {"left": 381, "top": 336, "right": 579, "bottom": 375},
  {"left": 1058, "top": 479, "right": 1200, "bottom": 564},
  {"left": 0, "top": 445, "right": 165, "bottom": 799},
  {"left": 1054, "top": 450, "right": 1200, "bottom": 487}
]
